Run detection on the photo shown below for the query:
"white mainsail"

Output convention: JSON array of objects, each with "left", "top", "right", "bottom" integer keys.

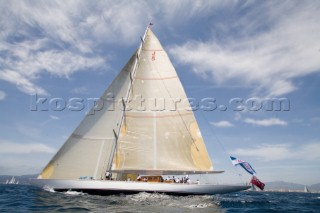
[
  {"left": 39, "top": 27, "right": 214, "bottom": 180},
  {"left": 304, "top": 186, "right": 310, "bottom": 193},
  {"left": 113, "top": 29, "right": 213, "bottom": 173},
  {"left": 7, "top": 176, "right": 17, "bottom": 184}
]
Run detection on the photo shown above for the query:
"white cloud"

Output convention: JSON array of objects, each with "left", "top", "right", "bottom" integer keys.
[
  {"left": 299, "top": 143, "right": 320, "bottom": 161},
  {"left": 152, "top": 0, "right": 234, "bottom": 24},
  {"left": 234, "top": 112, "right": 242, "bottom": 121},
  {"left": 0, "top": 45, "right": 104, "bottom": 95},
  {"left": 210, "top": 120, "right": 234, "bottom": 128},
  {"left": 49, "top": 115, "right": 60, "bottom": 120},
  {"left": 0, "top": 1, "right": 136, "bottom": 95},
  {"left": 311, "top": 117, "right": 320, "bottom": 122},
  {"left": 0, "top": 140, "right": 56, "bottom": 154},
  {"left": 232, "top": 143, "right": 320, "bottom": 162},
  {"left": 0, "top": 0, "right": 230, "bottom": 95},
  {"left": 0, "top": 90, "right": 6, "bottom": 100},
  {"left": 72, "top": 86, "right": 88, "bottom": 95},
  {"left": 169, "top": 1, "right": 320, "bottom": 96},
  {"left": 0, "top": 69, "right": 49, "bottom": 95},
  {"left": 244, "top": 118, "right": 287, "bottom": 126},
  {"left": 16, "top": 124, "right": 42, "bottom": 139},
  {"left": 4, "top": 1, "right": 317, "bottom": 98},
  {"left": 41, "top": 115, "right": 61, "bottom": 126}
]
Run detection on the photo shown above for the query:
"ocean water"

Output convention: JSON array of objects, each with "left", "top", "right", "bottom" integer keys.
[{"left": 0, "top": 184, "right": 319, "bottom": 212}]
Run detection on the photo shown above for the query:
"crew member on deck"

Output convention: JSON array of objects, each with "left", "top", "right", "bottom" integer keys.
[
  {"left": 184, "top": 175, "right": 189, "bottom": 183},
  {"left": 105, "top": 171, "right": 112, "bottom": 180}
]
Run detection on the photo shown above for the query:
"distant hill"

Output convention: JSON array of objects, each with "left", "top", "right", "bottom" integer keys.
[
  {"left": 263, "top": 181, "right": 320, "bottom": 192},
  {"left": 310, "top": 183, "right": 320, "bottom": 191},
  {"left": 265, "top": 181, "right": 304, "bottom": 190}
]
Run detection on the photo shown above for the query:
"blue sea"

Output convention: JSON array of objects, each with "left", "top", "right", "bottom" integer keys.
[{"left": 0, "top": 184, "right": 319, "bottom": 212}]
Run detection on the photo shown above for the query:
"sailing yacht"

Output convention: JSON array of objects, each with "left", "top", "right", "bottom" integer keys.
[
  {"left": 6, "top": 176, "right": 18, "bottom": 184},
  {"left": 31, "top": 25, "right": 250, "bottom": 195}
]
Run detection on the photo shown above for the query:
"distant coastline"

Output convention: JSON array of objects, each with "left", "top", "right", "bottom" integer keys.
[{"left": 262, "top": 181, "right": 320, "bottom": 193}]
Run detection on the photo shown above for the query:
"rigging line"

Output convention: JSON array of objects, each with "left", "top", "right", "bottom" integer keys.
[
  {"left": 121, "top": 98, "right": 127, "bottom": 130},
  {"left": 124, "top": 25, "right": 150, "bottom": 113},
  {"left": 153, "top": 63, "right": 200, "bottom": 151},
  {"left": 198, "top": 109, "right": 245, "bottom": 184},
  {"left": 105, "top": 24, "right": 150, "bottom": 173}
]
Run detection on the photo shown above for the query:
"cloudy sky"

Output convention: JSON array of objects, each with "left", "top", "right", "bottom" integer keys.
[{"left": 0, "top": 0, "right": 319, "bottom": 185}]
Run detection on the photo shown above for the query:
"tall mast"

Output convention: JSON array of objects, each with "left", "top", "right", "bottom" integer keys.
[{"left": 105, "top": 23, "right": 152, "bottom": 174}]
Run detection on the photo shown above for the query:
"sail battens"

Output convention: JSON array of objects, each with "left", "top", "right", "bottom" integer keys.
[
  {"left": 142, "top": 49, "right": 163, "bottom": 51},
  {"left": 135, "top": 76, "right": 177, "bottom": 80},
  {"left": 125, "top": 112, "right": 193, "bottom": 118},
  {"left": 117, "top": 147, "right": 152, "bottom": 152}
]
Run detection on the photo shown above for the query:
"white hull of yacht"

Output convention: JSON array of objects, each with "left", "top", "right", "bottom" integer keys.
[{"left": 31, "top": 179, "right": 250, "bottom": 195}]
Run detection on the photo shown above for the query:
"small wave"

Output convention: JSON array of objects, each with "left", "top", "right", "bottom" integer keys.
[
  {"left": 64, "top": 190, "right": 86, "bottom": 196},
  {"left": 128, "top": 192, "right": 170, "bottom": 202},
  {"left": 58, "top": 207, "right": 90, "bottom": 211},
  {"left": 43, "top": 185, "right": 55, "bottom": 193},
  {"left": 187, "top": 203, "right": 213, "bottom": 209}
]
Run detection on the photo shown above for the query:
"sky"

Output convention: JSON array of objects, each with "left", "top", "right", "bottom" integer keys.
[{"left": 0, "top": 0, "right": 319, "bottom": 185}]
